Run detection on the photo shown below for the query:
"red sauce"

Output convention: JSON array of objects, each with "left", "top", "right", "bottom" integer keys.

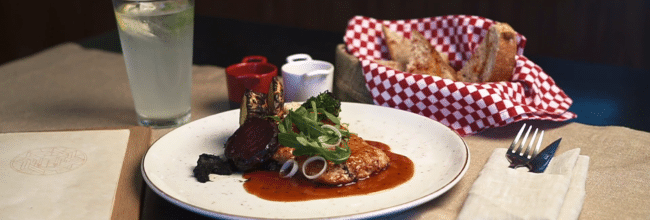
[{"left": 242, "top": 141, "right": 414, "bottom": 202}]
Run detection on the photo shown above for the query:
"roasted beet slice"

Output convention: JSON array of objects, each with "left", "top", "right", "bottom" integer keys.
[{"left": 224, "top": 117, "right": 279, "bottom": 171}]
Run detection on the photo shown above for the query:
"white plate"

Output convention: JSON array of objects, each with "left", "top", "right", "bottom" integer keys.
[{"left": 142, "top": 102, "right": 469, "bottom": 219}]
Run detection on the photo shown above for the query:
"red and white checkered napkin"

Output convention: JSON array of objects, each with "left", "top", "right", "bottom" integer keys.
[{"left": 344, "top": 15, "right": 576, "bottom": 136}]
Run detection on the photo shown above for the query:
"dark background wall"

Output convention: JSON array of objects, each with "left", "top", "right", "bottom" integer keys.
[
  {"left": 1, "top": 0, "right": 648, "bottom": 70},
  {"left": 2, "top": 0, "right": 649, "bottom": 132}
]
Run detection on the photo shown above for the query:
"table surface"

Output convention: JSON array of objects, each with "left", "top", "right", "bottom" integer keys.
[{"left": 2, "top": 16, "right": 650, "bottom": 219}]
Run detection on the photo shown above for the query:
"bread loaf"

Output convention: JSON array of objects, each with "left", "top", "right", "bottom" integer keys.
[
  {"left": 379, "top": 22, "right": 517, "bottom": 83},
  {"left": 381, "top": 25, "right": 456, "bottom": 80},
  {"left": 457, "top": 22, "right": 518, "bottom": 82},
  {"left": 382, "top": 25, "right": 412, "bottom": 65},
  {"left": 405, "top": 30, "right": 457, "bottom": 80},
  {"left": 374, "top": 59, "right": 405, "bottom": 71}
]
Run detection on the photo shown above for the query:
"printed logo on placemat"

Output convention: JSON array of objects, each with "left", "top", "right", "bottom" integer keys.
[{"left": 11, "top": 147, "right": 87, "bottom": 175}]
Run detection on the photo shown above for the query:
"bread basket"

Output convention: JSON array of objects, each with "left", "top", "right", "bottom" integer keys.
[{"left": 335, "top": 15, "right": 576, "bottom": 136}]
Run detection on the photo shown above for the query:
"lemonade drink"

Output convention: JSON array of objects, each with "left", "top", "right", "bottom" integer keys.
[{"left": 114, "top": 0, "right": 194, "bottom": 127}]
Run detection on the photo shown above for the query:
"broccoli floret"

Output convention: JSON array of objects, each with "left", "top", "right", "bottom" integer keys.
[{"left": 301, "top": 91, "right": 341, "bottom": 118}]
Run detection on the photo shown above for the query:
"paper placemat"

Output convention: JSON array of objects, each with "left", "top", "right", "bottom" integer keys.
[{"left": 0, "top": 126, "right": 151, "bottom": 220}]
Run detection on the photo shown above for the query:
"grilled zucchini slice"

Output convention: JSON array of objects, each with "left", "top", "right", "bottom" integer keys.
[
  {"left": 267, "top": 76, "right": 285, "bottom": 119},
  {"left": 239, "top": 89, "right": 268, "bottom": 125}
]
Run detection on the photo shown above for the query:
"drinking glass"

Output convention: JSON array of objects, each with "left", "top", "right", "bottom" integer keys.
[{"left": 112, "top": 0, "right": 194, "bottom": 127}]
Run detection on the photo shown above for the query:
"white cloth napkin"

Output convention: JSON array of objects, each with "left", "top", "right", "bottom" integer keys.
[{"left": 458, "top": 148, "right": 590, "bottom": 220}]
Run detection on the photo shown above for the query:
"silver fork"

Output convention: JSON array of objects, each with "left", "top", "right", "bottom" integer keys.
[{"left": 506, "top": 123, "right": 544, "bottom": 169}]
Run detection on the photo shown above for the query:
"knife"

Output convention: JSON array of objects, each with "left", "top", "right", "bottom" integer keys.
[{"left": 526, "top": 138, "right": 562, "bottom": 173}]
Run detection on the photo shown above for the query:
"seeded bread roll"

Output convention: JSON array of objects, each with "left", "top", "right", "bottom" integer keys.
[{"left": 457, "top": 22, "right": 518, "bottom": 82}]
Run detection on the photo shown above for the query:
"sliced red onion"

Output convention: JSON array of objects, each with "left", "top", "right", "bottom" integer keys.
[
  {"left": 279, "top": 159, "right": 298, "bottom": 178},
  {"left": 320, "top": 124, "right": 341, "bottom": 150},
  {"left": 302, "top": 156, "right": 327, "bottom": 179}
]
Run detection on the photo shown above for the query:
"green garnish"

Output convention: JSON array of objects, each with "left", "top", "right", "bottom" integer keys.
[
  {"left": 301, "top": 92, "right": 341, "bottom": 121},
  {"left": 273, "top": 99, "right": 352, "bottom": 164}
]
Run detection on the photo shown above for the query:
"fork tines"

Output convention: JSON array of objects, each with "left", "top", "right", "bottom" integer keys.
[
  {"left": 506, "top": 123, "right": 545, "bottom": 169},
  {"left": 508, "top": 124, "right": 544, "bottom": 159},
  {"left": 509, "top": 123, "right": 544, "bottom": 159}
]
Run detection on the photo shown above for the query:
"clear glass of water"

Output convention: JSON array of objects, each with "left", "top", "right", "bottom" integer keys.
[{"left": 112, "top": 0, "right": 194, "bottom": 128}]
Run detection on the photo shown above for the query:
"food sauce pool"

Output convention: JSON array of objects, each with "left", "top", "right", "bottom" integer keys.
[{"left": 243, "top": 141, "right": 414, "bottom": 202}]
